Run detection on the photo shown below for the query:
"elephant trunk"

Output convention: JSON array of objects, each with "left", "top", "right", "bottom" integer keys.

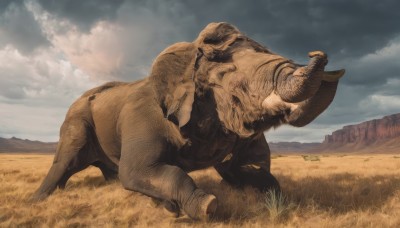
[
  {"left": 286, "top": 80, "right": 339, "bottom": 127},
  {"left": 276, "top": 51, "right": 328, "bottom": 103}
]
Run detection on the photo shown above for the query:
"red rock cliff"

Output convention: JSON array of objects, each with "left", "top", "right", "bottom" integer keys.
[{"left": 323, "top": 113, "right": 400, "bottom": 146}]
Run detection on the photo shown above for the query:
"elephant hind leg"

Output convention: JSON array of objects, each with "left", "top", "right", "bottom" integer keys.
[
  {"left": 31, "top": 120, "right": 90, "bottom": 201},
  {"left": 57, "top": 152, "right": 91, "bottom": 189},
  {"left": 51, "top": 153, "right": 118, "bottom": 189}
]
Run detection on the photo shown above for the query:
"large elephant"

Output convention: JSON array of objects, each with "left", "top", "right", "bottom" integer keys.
[{"left": 32, "top": 22, "right": 344, "bottom": 220}]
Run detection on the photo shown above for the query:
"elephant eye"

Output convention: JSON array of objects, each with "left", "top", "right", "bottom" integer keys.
[{"left": 228, "top": 37, "right": 245, "bottom": 48}]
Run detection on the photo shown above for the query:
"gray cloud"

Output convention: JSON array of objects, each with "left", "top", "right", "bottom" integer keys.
[
  {"left": 0, "top": 0, "right": 50, "bottom": 54},
  {"left": 0, "top": 45, "right": 100, "bottom": 141},
  {"left": 36, "top": 0, "right": 124, "bottom": 31},
  {"left": 0, "top": 0, "right": 23, "bottom": 14},
  {"left": 343, "top": 38, "right": 400, "bottom": 86},
  {"left": 111, "top": 1, "right": 196, "bottom": 80},
  {"left": 0, "top": 102, "right": 67, "bottom": 142}
]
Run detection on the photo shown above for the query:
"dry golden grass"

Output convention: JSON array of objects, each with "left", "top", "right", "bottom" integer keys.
[{"left": 1, "top": 153, "right": 400, "bottom": 227}]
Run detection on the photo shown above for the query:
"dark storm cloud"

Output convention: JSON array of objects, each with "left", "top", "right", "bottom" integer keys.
[
  {"left": 32, "top": 0, "right": 400, "bottom": 59},
  {"left": 36, "top": 0, "right": 124, "bottom": 31},
  {"left": 0, "top": 0, "right": 50, "bottom": 54},
  {"left": 174, "top": 0, "right": 400, "bottom": 60}
]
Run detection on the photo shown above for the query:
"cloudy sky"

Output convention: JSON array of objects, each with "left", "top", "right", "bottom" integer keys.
[{"left": 1, "top": 0, "right": 399, "bottom": 143}]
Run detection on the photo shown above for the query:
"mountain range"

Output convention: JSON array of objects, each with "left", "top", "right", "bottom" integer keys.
[
  {"left": 0, "top": 137, "right": 57, "bottom": 153},
  {"left": 1, "top": 113, "right": 399, "bottom": 153}
]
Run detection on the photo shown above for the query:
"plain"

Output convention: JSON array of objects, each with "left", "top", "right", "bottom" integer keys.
[{"left": 1, "top": 153, "right": 399, "bottom": 227}]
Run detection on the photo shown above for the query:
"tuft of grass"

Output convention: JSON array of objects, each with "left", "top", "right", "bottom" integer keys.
[
  {"left": 302, "top": 155, "right": 320, "bottom": 161},
  {"left": 264, "top": 189, "right": 295, "bottom": 222}
]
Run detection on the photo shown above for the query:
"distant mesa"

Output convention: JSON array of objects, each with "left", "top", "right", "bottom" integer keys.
[{"left": 321, "top": 113, "right": 400, "bottom": 153}]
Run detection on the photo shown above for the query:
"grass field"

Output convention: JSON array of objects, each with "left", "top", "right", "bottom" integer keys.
[{"left": 1, "top": 153, "right": 400, "bottom": 227}]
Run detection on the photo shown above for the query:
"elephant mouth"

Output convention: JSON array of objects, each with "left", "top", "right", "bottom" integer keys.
[
  {"left": 320, "top": 69, "right": 345, "bottom": 82},
  {"left": 292, "top": 66, "right": 345, "bottom": 83}
]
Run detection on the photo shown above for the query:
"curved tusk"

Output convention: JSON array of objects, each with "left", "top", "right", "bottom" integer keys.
[{"left": 322, "top": 69, "right": 345, "bottom": 82}]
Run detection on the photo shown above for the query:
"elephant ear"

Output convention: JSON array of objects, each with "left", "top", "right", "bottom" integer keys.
[
  {"left": 166, "top": 82, "right": 195, "bottom": 127},
  {"left": 150, "top": 42, "right": 200, "bottom": 127},
  {"left": 194, "top": 22, "right": 241, "bottom": 60}
]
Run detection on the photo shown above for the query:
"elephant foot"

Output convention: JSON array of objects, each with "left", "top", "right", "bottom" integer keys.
[
  {"left": 184, "top": 190, "right": 217, "bottom": 221},
  {"left": 199, "top": 194, "right": 217, "bottom": 221}
]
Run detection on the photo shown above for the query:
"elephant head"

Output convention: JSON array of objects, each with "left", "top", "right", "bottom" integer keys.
[{"left": 150, "top": 22, "right": 345, "bottom": 137}]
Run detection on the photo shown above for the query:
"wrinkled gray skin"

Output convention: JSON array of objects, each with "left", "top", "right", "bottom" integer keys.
[{"left": 32, "top": 23, "right": 344, "bottom": 220}]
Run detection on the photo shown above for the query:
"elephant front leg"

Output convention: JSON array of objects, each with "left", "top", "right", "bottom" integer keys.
[
  {"left": 214, "top": 133, "right": 280, "bottom": 192},
  {"left": 118, "top": 140, "right": 217, "bottom": 220}
]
